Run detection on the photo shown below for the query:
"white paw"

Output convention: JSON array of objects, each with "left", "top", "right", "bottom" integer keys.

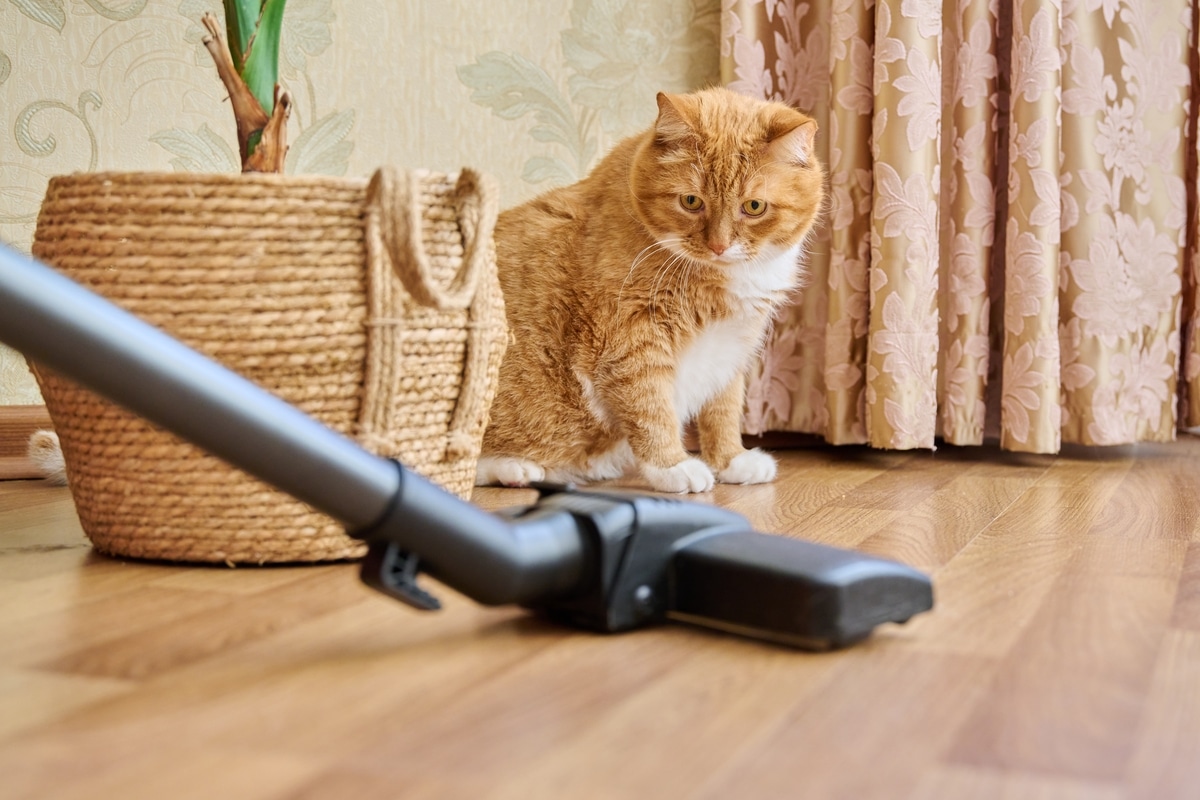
[
  {"left": 28, "top": 430, "right": 67, "bottom": 485},
  {"left": 475, "top": 456, "right": 546, "bottom": 487},
  {"left": 583, "top": 441, "right": 634, "bottom": 482},
  {"left": 642, "top": 457, "right": 715, "bottom": 494},
  {"left": 716, "top": 449, "right": 777, "bottom": 485}
]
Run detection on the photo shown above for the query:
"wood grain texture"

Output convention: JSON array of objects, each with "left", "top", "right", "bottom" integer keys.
[{"left": 3, "top": 439, "right": 1200, "bottom": 798}]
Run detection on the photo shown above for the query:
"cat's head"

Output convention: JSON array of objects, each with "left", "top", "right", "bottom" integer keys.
[{"left": 629, "top": 88, "right": 826, "bottom": 269}]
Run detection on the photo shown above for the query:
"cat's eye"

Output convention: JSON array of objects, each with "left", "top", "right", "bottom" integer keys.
[
  {"left": 679, "top": 194, "right": 705, "bottom": 212},
  {"left": 742, "top": 199, "right": 768, "bottom": 217}
]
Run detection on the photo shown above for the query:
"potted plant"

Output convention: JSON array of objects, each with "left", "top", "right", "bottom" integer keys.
[
  {"left": 29, "top": 2, "right": 507, "bottom": 565},
  {"left": 200, "top": 1, "right": 290, "bottom": 173}
]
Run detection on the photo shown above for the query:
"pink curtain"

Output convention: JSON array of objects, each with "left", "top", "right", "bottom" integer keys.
[{"left": 726, "top": 0, "right": 1200, "bottom": 453}]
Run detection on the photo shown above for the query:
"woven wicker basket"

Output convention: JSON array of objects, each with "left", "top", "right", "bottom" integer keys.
[{"left": 29, "top": 168, "right": 506, "bottom": 564}]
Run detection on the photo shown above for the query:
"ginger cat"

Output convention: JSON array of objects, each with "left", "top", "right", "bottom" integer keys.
[{"left": 477, "top": 87, "right": 825, "bottom": 493}]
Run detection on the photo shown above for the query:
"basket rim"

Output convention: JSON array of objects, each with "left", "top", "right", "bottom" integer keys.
[
  {"left": 46, "top": 170, "right": 371, "bottom": 190},
  {"left": 31, "top": 164, "right": 505, "bottom": 563}
]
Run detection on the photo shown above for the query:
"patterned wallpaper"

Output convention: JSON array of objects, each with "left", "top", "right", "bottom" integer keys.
[{"left": 0, "top": 0, "right": 719, "bottom": 404}]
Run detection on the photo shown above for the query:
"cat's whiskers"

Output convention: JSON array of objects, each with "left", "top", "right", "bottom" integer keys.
[
  {"left": 619, "top": 238, "right": 684, "bottom": 313},
  {"left": 480, "top": 87, "right": 824, "bottom": 493},
  {"left": 647, "top": 255, "right": 670, "bottom": 322},
  {"left": 676, "top": 253, "right": 700, "bottom": 322},
  {"left": 649, "top": 250, "right": 703, "bottom": 324},
  {"left": 743, "top": 160, "right": 768, "bottom": 184},
  {"left": 632, "top": 239, "right": 684, "bottom": 271},
  {"left": 648, "top": 252, "right": 683, "bottom": 323}
]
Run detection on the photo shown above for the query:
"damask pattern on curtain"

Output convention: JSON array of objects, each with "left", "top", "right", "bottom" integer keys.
[{"left": 726, "top": 0, "right": 1199, "bottom": 453}]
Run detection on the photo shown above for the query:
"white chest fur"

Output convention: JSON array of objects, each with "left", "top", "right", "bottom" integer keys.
[
  {"left": 673, "top": 243, "right": 802, "bottom": 421},
  {"left": 725, "top": 242, "right": 803, "bottom": 302},
  {"left": 578, "top": 244, "right": 802, "bottom": 429},
  {"left": 674, "top": 314, "right": 765, "bottom": 421}
]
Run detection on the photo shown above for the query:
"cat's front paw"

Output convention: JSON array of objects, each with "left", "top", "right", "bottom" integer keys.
[
  {"left": 642, "top": 458, "right": 715, "bottom": 494},
  {"left": 716, "top": 449, "right": 777, "bottom": 485},
  {"left": 27, "top": 430, "right": 67, "bottom": 485},
  {"left": 475, "top": 456, "right": 546, "bottom": 487}
]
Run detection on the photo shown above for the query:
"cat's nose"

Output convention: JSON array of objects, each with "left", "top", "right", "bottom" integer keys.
[{"left": 708, "top": 240, "right": 728, "bottom": 256}]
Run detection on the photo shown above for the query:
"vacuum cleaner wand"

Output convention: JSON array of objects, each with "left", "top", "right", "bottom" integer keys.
[{"left": 0, "top": 244, "right": 933, "bottom": 648}]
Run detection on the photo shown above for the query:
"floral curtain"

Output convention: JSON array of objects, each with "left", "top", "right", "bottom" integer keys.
[{"left": 727, "top": 0, "right": 1199, "bottom": 453}]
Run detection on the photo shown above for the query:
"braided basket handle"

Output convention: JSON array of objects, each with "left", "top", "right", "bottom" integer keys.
[
  {"left": 360, "top": 165, "right": 505, "bottom": 469},
  {"left": 366, "top": 166, "right": 499, "bottom": 310}
]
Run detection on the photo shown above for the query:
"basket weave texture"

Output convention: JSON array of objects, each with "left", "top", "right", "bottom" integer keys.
[{"left": 30, "top": 168, "right": 506, "bottom": 564}]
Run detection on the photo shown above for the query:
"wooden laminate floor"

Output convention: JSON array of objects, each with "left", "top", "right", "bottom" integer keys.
[{"left": 2, "top": 438, "right": 1200, "bottom": 799}]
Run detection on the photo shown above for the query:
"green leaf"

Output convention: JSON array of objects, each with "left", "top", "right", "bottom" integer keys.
[
  {"left": 222, "top": 0, "right": 257, "bottom": 69},
  {"left": 457, "top": 51, "right": 590, "bottom": 179},
  {"left": 286, "top": 109, "right": 355, "bottom": 176},
  {"left": 11, "top": 0, "right": 65, "bottom": 32},
  {"left": 277, "top": 0, "right": 334, "bottom": 74},
  {"left": 79, "top": 0, "right": 147, "bottom": 22},
  {"left": 149, "top": 124, "right": 240, "bottom": 173},
  {"left": 521, "top": 156, "right": 574, "bottom": 185},
  {"left": 528, "top": 125, "right": 577, "bottom": 149},
  {"left": 242, "top": 0, "right": 286, "bottom": 115},
  {"left": 458, "top": 52, "right": 572, "bottom": 125}
]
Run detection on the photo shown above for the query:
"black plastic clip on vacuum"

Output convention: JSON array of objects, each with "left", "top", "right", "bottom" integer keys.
[{"left": 0, "top": 244, "right": 933, "bottom": 649}]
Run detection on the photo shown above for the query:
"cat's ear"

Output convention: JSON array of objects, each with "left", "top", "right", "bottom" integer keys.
[
  {"left": 654, "top": 92, "right": 696, "bottom": 144},
  {"left": 766, "top": 119, "right": 818, "bottom": 167}
]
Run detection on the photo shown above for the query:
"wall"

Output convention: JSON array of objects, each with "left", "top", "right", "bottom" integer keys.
[{"left": 0, "top": 0, "right": 719, "bottom": 403}]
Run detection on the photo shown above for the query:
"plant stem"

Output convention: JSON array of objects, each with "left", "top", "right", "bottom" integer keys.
[{"left": 200, "top": 12, "right": 290, "bottom": 173}]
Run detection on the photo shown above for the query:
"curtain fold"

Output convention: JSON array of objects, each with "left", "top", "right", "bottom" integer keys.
[{"left": 727, "top": 0, "right": 1199, "bottom": 453}]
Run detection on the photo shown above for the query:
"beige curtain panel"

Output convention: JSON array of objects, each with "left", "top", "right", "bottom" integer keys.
[{"left": 726, "top": 0, "right": 1200, "bottom": 453}]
